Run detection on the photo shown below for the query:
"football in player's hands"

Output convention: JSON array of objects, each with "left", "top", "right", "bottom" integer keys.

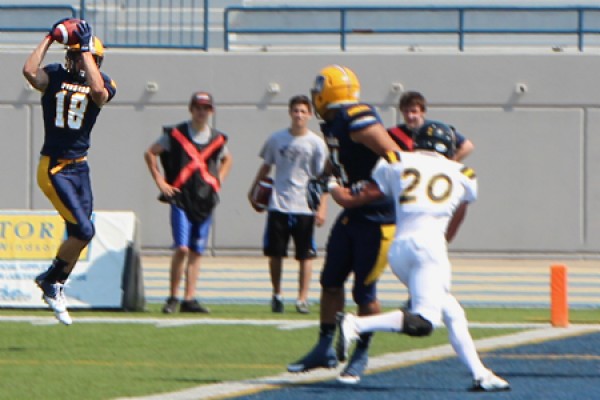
[
  {"left": 250, "top": 177, "right": 273, "bottom": 212},
  {"left": 50, "top": 18, "right": 81, "bottom": 45}
]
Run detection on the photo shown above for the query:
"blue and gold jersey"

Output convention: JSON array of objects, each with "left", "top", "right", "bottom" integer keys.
[
  {"left": 320, "top": 103, "right": 395, "bottom": 223},
  {"left": 40, "top": 63, "right": 117, "bottom": 159}
]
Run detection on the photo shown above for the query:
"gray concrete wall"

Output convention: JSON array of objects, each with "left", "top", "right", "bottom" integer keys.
[{"left": 3, "top": 49, "right": 599, "bottom": 255}]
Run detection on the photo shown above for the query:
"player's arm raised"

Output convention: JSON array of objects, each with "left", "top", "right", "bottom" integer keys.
[
  {"left": 76, "top": 21, "right": 109, "bottom": 106},
  {"left": 22, "top": 36, "right": 52, "bottom": 92}
]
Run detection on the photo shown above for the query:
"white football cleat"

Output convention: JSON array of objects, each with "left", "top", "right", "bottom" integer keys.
[
  {"left": 337, "top": 374, "right": 361, "bottom": 385},
  {"left": 42, "top": 284, "right": 72, "bottom": 326},
  {"left": 472, "top": 370, "right": 510, "bottom": 392},
  {"left": 335, "top": 312, "right": 359, "bottom": 362}
]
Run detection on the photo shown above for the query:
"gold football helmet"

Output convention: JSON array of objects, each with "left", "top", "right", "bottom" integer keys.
[
  {"left": 311, "top": 64, "right": 360, "bottom": 119},
  {"left": 67, "top": 36, "right": 105, "bottom": 67}
]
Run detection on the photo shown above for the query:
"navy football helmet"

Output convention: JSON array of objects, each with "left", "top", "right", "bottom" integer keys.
[{"left": 414, "top": 122, "right": 456, "bottom": 158}]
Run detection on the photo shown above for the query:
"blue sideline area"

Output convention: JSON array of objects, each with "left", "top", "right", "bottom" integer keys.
[{"left": 233, "top": 331, "right": 600, "bottom": 400}]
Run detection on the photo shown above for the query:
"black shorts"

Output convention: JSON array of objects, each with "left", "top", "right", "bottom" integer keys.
[{"left": 263, "top": 211, "right": 317, "bottom": 260}]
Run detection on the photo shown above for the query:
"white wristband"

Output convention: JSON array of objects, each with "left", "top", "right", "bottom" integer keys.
[{"left": 327, "top": 178, "right": 340, "bottom": 192}]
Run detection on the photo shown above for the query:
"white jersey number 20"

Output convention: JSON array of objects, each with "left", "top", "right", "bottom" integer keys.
[{"left": 399, "top": 168, "right": 452, "bottom": 204}]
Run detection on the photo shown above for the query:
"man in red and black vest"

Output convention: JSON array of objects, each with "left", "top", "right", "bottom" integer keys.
[
  {"left": 388, "top": 91, "right": 474, "bottom": 161},
  {"left": 144, "top": 91, "right": 233, "bottom": 314}
]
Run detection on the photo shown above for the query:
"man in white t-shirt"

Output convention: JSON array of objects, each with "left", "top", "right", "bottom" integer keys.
[
  {"left": 331, "top": 122, "right": 510, "bottom": 392},
  {"left": 249, "top": 95, "right": 328, "bottom": 314}
]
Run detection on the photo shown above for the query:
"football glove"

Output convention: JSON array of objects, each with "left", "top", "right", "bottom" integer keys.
[
  {"left": 350, "top": 180, "right": 369, "bottom": 195},
  {"left": 306, "top": 176, "right": 339, "bottom": 211},
  {"left": 75, "top": 20, "right": 93, "bottom": 52},
  {"left": 47, "top": 17, "right": 70, "bottom": 40}
]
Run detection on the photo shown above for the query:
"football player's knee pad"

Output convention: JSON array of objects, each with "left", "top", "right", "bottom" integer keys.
[
  {"left": 402, "top": 311, "right": 433, "bottom": 337},
  {"left": 67, "top": 220, "right": 95, "bottom": 242}
]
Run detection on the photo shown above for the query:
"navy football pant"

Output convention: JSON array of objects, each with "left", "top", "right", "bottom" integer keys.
[
  {"left": 320, "top": 213, "right": 395, "bottom": 305},
  {"left": 37, "top": 156, "right": 95, "bottom": 241}
]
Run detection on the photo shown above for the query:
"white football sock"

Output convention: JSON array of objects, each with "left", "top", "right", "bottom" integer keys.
[
  {"left": 355, "top": 310, "right": 404, "bottom": 333},
  {"left": 443, "top": 296, "right": 488, "bottom": 379}
]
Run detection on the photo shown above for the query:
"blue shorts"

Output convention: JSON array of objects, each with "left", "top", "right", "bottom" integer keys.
[
  {"left": 170, "top": 205, "right": 212, "bottom": 254},
  {"left": 320, "top": 213, "right": 395, "bottom": 306}
]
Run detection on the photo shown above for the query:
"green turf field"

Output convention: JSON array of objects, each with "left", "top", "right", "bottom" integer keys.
[{"left": 0, "top": 305, "right": 597, "bottom": 400}]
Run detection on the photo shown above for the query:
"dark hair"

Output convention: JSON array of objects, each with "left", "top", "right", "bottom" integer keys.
[
  {"left": 399, "top": 91, "right": 427, "bottom": 112},
  {"left": 289, "top": 95, "right": 312, "bottom": 113}
]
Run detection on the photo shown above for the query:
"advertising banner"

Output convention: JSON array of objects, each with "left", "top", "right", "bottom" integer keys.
[{"left": 0, "top": 210, "right": 137, "bottom": 309}]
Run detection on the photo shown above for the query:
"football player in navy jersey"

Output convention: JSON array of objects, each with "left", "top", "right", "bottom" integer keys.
[
  {"left": 287, "top": 65, "right": 402, "bottom": 384},
  {"left": 23, "top": 19, "right": 117, "bottom": 325}
]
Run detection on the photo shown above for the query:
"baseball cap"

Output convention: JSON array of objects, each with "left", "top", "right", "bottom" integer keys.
[{"left": 189, "top": 91, "right": 214, "bottom": 109}]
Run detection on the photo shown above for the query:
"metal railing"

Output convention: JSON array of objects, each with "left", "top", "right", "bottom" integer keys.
[
  {"left": 5, "top": 4, "right": 600, "bottom": 51},
  {"left": 0, "top": 1, "right": 209, "bottom": 50},
  {"left": 223, "top": 6, "right": 600, "bottom": 51},
  {"left": 81, "top": 0, "right": 209, "bottom": 50},
  {"left": 0, "top": 5, "right": 76, "bottom": 34}
]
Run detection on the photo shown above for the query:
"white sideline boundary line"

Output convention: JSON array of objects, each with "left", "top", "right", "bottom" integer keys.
[{"left": 0, "top": 315, "right": 317, "bottom": 330}]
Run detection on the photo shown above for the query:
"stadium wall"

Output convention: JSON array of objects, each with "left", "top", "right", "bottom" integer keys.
[{"left": 2, "top": 49, "right": 599, "bottom": 256}]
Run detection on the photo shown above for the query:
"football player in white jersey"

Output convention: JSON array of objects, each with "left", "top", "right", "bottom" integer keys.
[{"left": 330, "top": 122, "right": 510, "bottom": 392}]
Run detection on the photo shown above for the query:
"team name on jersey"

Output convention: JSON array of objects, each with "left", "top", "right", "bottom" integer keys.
[{"left": 60, "top": 82, "right": 90, "bottom": 94}]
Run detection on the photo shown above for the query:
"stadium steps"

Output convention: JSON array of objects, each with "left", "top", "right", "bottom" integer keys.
[{"left": 141, "top": 254, "right": 600, "bottom": 308}]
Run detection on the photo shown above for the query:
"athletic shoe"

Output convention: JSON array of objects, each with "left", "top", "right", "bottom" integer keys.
[
  {"left": 162, "top": 297, "right": 179, "bottom": 314},
  {"left": 295, "top": 300, "right": 309, "bottom": 314},
  {"left": 287, "top": 346, "right": 338, "bottom": 373},
  {"left": 335, "top": 312, "right": 359, "bottom": 362},
  {"left": 35, "top": 274, "right": 58, "bottom": 299},
  {"left": 54, "top": 285, "right": 72, "bottom": 326},
  {"left": 337, "top": 345, "right": 368, "bottom": 385},
  {"left": 271, "top": 295, "right": 284, "bottom": 313},
  {"left": 35, "top": 278, "right": 72, "bottom": 326},
  {"left": 180, "top": 299, "right": 210, "bottom": 313},
  {"left": 471, "top": 370, "right": 511, "bottom": 392}
]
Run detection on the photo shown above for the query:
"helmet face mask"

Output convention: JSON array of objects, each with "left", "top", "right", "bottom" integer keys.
[
  {"left": 414, "top": 122, "right": 456, "bottom": 158},
  {"left": 311, "top": 65, "right": 360, "bottom": 119},
  {"left": 65, "top": 37, "right": 105, "bottom": 80}
]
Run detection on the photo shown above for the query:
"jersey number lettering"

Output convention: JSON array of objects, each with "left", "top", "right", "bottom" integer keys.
[
  {"left": 54, "top": 91, "right": 88, "bottom": 130},
  {"left": 399, "top": 168, "right": 452, "bottom": 204}
]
